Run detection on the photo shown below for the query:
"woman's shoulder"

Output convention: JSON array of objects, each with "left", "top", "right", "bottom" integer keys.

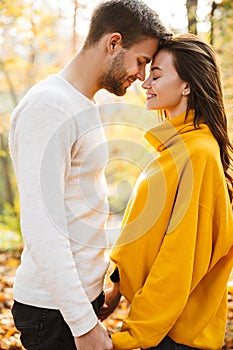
[{"left": 185, "top": 126, "right": 219, "bottom": 157}]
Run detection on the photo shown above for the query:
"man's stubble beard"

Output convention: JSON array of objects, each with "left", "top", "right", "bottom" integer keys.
[{"left": 98, "top": 51, "right": 128, "bottom": 96}]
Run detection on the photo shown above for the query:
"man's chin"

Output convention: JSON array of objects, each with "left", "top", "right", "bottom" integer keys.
[
  {"left": 115, "top": 89, "right": 127, "bottom": 97},
  {"left": 106, "top": 87, "right": 127, "bottom": 96}
]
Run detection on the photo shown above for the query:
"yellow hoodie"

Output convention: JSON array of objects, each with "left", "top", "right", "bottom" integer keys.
[{"left": 110, "top": 111, "right": 233, "bottom": 350}]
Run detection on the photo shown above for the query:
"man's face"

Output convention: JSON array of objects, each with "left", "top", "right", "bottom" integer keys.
[{"left": 99, "top": 38, "right": 159, "bottom": 96}]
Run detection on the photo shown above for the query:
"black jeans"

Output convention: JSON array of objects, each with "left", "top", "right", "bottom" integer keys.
[
  {"left": 142, "top": 335, "right": 199, "bottom": 350},
  {"left": 11, "top": 291, "right": 105, "bottom": 350}
]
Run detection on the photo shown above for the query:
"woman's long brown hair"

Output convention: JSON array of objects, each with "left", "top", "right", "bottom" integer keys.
[{"left": 160, "top": 33, "right": 233, "bottom": 201}]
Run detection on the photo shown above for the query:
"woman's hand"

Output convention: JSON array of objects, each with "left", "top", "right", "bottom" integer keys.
[{"left": 98, "top": 282, "right": 121, "bottom": 321}]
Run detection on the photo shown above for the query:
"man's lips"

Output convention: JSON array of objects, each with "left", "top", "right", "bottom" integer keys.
[
  {"left": 125, "top": 77, "right": 136, "bottom": 86},
  {"left": 128, "top": 77, "right": 136, "bottom": 83}
]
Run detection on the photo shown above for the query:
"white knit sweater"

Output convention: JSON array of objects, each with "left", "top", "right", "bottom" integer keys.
[{"left": 9, "top": 75, "right": 109, "bottom": 336}]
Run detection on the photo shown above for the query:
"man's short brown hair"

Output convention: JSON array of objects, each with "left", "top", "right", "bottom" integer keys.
[{"left": 82, "top": 0, "right": 172, "bottom": 50}]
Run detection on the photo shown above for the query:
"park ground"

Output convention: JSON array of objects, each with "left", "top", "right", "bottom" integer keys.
[{"left": 0, "top": 248, "right": 233, "bottom": 350}]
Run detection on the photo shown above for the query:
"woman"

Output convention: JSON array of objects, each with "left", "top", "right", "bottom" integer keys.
[{"left": 100, "top": 33, "right": 233, "bottom": 350}]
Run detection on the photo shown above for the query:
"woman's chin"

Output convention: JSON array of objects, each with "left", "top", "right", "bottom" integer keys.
[{"left": 145, "top": 102, "right": 156, "bottom": 110}]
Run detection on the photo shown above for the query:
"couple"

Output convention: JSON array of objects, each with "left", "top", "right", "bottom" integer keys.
[{"left": 9, "top": 1, "right": 233, "bottom": 350}]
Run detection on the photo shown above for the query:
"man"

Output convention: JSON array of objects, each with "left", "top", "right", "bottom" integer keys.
[{"left": 9, "top": 1, "right": 171, "bottom": 349}]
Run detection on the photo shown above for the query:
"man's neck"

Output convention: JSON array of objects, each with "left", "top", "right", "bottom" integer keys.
[{"left": 59, "top": 47, "right": 104, "bottom": 101}]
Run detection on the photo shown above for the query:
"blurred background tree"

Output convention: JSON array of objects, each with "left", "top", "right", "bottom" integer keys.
[
  {"left": 0, "top": 0, "right": 85, "bottom": 237},
  {"left": 186, "top": 0, "right": 198, "bottom": 34},
  {"left": 0, "top": 0, "right": 232, "bottom": 240},
  {"left": 209, "top": 0, "right": 233, "bottom": 137}
]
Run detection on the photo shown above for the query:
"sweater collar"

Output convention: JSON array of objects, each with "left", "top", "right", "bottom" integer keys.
[{"left": 144, "top": 110, "right": 200, "bottom": 152}]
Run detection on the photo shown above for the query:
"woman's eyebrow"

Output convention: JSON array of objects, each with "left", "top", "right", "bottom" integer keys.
[
  {"left": 151, "top": 66, "right": 162, "bottom": 71},
  {"left": 151, "top": 66, "right": 162, "bottom": 72}
]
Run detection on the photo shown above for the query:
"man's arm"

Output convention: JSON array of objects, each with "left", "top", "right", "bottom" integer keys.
[{"left": 12, "top": 105, "right": 100, "bottom": 338}]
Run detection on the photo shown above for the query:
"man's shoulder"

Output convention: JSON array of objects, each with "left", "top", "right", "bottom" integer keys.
[{"left": 14, "top": 75, "right": 93, "bottom": 116}]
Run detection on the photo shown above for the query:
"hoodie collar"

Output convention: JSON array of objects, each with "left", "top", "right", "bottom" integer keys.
[{"left": 144, "top": 110, "right": 202, "bottom": 152}]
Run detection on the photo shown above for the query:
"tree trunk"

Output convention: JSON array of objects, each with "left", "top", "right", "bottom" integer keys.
[
  {"left": 0, "top": 59, "right": 18, "bottom": 107},
  {"left": 73, "top": 0, "right": 78, "bottom": 54},
  {"left": 0, "top": 133, "right": 14, "bottom": 207},
  {"left": 186, "top": 0, "right": 198, "bottom": 34},
  {"left": 27, "top": 1, "right": 37, "bottom": 88},
  {"left": 210, "top": 1, "right": 218, "bottom": 45}
]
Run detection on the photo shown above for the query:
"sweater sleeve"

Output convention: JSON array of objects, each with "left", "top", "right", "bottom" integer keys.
[
  {"left": 110, "top": 145, "right": 218, "bottom": 349},
  {"left": 10, "top": 105, "right": 98, "bottom": 336},
  {"left": 111, "top": 201, "right": 201, "bottom": 349}
]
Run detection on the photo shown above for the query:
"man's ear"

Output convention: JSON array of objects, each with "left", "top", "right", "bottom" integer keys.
[{"left": 106, "top": 33, "right": 122, "bottom": 54}]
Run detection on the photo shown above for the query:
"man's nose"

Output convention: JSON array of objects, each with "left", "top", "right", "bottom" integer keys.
[{"left": 136, "top": 67, "right": 146, "bottom": 81}]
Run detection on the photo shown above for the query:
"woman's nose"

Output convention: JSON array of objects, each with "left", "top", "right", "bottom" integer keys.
[{"left": 142, "top": 78, "right": 151, "bottom": 89}]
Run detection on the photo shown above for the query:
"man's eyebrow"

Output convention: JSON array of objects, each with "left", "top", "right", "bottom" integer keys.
[{"left": 141, "top": 56, "right": 151, "bottom": 64}]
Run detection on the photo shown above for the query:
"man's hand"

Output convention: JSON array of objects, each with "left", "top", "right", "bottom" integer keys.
[
  {"left": 98, "top": 282, "right": 121, "bottom": 321},
  {"left": 74, "top": 322, "right": 113, "bottom": 350}
]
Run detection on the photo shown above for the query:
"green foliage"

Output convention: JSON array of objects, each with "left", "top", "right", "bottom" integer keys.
[
  {"left": 0, "top": 197, "right": 21, "bottom": 237},
  {"left": 0, "top": 0, "right": 70, "bottom": 244},
  {"left": 212, "top": 0, "right": 233, "bottom": 109}
]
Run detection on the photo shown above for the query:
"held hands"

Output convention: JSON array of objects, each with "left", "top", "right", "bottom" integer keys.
[
  {"left": 98, "top": 282, "right": 122, "bottom": 321},
  {"left": 74, "top": 283, "right": 121, "bottom": 349},
  {"left": 74, "top": 322, "right": 113, "bottom": 350}
]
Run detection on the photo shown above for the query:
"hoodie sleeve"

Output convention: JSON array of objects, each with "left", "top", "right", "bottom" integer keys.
[
  {"left": 111, "top": 198, "right": 203, "bottom": 349},
  {"left": 111, "top": 141, "right": 227, "bottom": 349}
]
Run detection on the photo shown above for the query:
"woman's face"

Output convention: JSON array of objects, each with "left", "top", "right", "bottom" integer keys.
[{"left": 142, "top": 49, "right": 190, "bottom": 120}]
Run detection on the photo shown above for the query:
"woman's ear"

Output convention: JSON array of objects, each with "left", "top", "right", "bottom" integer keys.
[
  {"left": 106, "top": 33, "right": 122, "bottom": 54},
  {"left": 182, "top": 82, "right": 191, "bottom": 96}
]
